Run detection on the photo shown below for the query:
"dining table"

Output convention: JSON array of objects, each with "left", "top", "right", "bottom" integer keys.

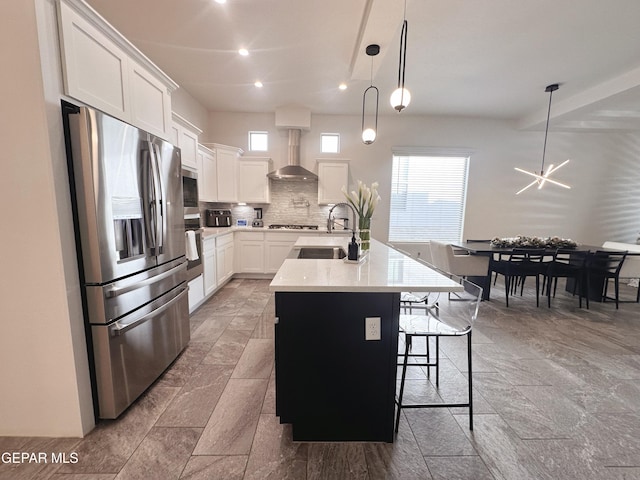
[{"left": 451, "top": 240, "right": 628, "bottom": 302}]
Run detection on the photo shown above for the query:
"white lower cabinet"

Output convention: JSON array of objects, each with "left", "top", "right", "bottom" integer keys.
[
  {"left": 236, "top": 232, "right": 265, "bottom": 273},
  {"left": 216, "top": 232, "right": 235, "bottom": 285},
  {"left": 187, "top": 275, "right": 204, "bottom": 313},
  {"left": 265, "top": 233, "right": 299, "bottom": 273},
  {"left": 203, "top": 236, "right": 217, "bottom": 296}
]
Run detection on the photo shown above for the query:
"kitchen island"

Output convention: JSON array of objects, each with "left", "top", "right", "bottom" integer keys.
[{"left": 270, "top": 237, "right": 462, "bottom": 442}]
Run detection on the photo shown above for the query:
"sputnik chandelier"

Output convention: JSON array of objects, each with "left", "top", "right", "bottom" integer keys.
[{"left": 515, "top": 84, "right": 571, "bottom": 195}]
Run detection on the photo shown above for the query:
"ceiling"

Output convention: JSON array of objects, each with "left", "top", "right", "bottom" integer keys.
[{"left": 85, "top": 0, "right": 640, "bottom": 131}]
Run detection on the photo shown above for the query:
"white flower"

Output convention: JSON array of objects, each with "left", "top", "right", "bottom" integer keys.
[{"left": 343, "top": 180, "right": 381, "bottom": 221}]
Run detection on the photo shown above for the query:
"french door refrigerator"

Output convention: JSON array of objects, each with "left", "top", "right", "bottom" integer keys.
[{"left": 62, "top": 101, "right": 189, "bottom": 419}]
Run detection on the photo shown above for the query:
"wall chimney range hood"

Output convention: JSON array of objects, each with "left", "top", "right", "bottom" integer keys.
[{"left": 267, "top": 128, "right": 318, "bottom": 181}]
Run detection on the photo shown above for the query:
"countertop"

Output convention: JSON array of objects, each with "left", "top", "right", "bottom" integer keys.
[
  {"left": 201, "top": 226, "right": 351, "bottom": 238},
  {"left": 270, "top": 237, "right": 463, "bottom": 293}
]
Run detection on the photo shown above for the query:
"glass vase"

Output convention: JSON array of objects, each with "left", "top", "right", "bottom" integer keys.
[{"left": 358, "top": 217, "right": 371, "bottom": 251}]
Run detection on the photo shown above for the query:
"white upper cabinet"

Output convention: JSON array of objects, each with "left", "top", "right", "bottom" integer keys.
[
  {"left": 198, "top": 144, "right": 218, "bottom": 202},
  {"left": 238, "top": 157, "right": 272, "bottom": 204},
  {"left": 317, "top": 159, "right": 350, "bottom": 204},
  {"left": 172, "top": 113, "right": 201, "bottom": 170},
  {"left": 56, "top": 0, "right": 177, "bottom": 138},
  {"left": 129, "top": 61, "right": 172, "bottom": 137},
  {"left": 205, "top": 144, "right": 243, "bottom": 203}
]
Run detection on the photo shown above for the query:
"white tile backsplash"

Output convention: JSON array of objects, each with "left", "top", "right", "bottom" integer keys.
[{"left": 201, "top": 179, "right": 351, "bottom": 228}]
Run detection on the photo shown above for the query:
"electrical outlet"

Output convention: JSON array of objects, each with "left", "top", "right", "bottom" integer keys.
[{"left": 365, "top": 317, "right": 381, "bottom": 341}]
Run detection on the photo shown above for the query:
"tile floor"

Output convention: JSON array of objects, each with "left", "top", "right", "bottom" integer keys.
[{"left": 2, "top": 278, "right": 640, "bottom": 479}]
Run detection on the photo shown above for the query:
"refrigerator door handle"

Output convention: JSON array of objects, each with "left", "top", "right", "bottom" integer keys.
[
  {"left": 142, "top": 146, "right": 157, "bottom": 252},
  {"left": 110, "top": 286, "right": 188, "bottom": 336},
  {"left": 105, "top": 262, "right": 186, "bottom": 298},
  {"left": 150, "top": 142, "right": 165, "bottom": 254}
]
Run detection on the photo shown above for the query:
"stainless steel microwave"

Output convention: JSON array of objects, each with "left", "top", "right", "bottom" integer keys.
[{"left": 182, "top": 168, "right": 199, "bottom": 215}]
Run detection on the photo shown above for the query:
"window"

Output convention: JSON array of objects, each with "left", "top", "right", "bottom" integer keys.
[
  {"left": 388, "top": 149, "right": 470, "bottom": 243},
  {"left": 321, "top": 133, "right": 340, "bottom": 153},
  {"left": 248, "top": 131, "right": 268, "bottom": 151}
]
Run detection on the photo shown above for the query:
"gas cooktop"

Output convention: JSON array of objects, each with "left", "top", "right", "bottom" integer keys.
[{"left": 268, "top": 224, "right": 319, "bottom": 230}]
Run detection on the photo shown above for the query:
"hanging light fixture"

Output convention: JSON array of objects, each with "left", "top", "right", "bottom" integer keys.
[
  {"left": 390, "top": 0, "right": 410, "bottom": 112},
  {"left": 362, "top": 44, "right": 380, "bottom": 145},
  {"left": 515, "top": 83, "right": 571, "bottom": 195}
]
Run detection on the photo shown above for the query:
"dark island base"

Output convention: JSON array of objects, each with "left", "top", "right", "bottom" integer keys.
[{"left": 275, "top": 291, "right": 400, "bottom": 442}]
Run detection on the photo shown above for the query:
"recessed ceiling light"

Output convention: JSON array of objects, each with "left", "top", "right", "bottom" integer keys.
[
  {"left": 254, "top": 81, "right": 263, "bottom": 88},
  {"left": 238, "top": 48, "right": 249, "bottom": 56},
  {"left": 215, "top": 0, "right": 226, "bottom": 4},
  {"left": 339, "top": 83, "right": 348, "bottom": 90}
]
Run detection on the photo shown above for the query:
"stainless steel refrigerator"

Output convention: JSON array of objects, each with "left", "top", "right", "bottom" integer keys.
[{"left": 63, "top": 102, "right": 190, "bottom": 419}]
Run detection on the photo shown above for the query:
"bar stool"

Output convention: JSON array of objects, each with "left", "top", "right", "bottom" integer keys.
[{"left": 395, "top": 276, "right": 482, "bottom": 432}]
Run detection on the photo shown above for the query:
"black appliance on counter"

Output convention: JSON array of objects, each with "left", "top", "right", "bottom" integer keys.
[{"left": 206, "top": 209, "right": 232, "bottom": 227}]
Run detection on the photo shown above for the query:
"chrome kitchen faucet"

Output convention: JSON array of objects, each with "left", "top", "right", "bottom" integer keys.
[{"left": 327, "top": 202, "right": 357, "bottom": 234}]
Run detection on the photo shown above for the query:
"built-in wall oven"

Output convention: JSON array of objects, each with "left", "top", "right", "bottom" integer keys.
[{"left": 182, "top": 168, "right": 203, "bottom": 281}]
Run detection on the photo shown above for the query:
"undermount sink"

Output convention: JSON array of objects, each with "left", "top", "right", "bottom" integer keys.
[{"left": 297, "top": 247, "right": 347, "bottom": 259}]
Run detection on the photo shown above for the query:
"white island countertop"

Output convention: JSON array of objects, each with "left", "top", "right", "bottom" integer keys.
[{"left": 270, "top": 237, "right": 463, "bottom": 293}]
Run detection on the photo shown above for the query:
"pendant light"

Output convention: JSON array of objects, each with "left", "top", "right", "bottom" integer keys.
[
  {"left": 515, "top": 83, "right": 571, "bottom": 195},
  {"left": 362, "top": 44, "right": 380, "bottom": 145},
  {"left": 390, "top": 0, "right": 410, "bottom": 112}
]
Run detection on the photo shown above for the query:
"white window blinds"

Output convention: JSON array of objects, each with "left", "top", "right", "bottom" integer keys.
[{"left": 389, "top": 152, "right": 469, "bottom": 243}]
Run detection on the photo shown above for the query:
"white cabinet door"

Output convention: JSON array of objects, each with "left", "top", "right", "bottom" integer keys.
[
  {"left": 224, "top": 243, "right": 235, "bottom": 280},
  {"left": 180, "top": 128, "right": 199, "bottom": 170},
  {"left": 129, "top": 61, "right": 171, "bottom": 138},
  {"left": 216, "top": 147, "right": 239, "bottom": 202},
  {"left": 188, "top": 275, "right": 204, "bottom": 313},
  {"left": 58, "top": 1, "right": 130, "bottom": 119},
  {"left": 238, "top": 158, "right": 272, "bottom": 203},
  {"left": 236, "top": 232, "right": 265, "bottom": 273},
  {"left": 172, "top": 114, "right": 201, "bottom": 170},
  {"left": 57, "top": 1, "right": 176, "bottom": 137},
  {"left": 203, "top": 237, "right": 217, "bottom": 296},
  {"left": 237, "top": 241, "right": 265, "bottom": 273},
  {"left": 216, "top": 233, "right": 235, "bottom": 285},
  {"left": 264, "top": 232, "right": 300, "bottom": 273},
  {"left": 198, "top": 145, "right": 218, "bottom": 202},
  {"left": 265, "top": 240, "right": 296, "bottom": 273},
  {"left": 317, "top": 160, "right": 349, "bottom": 204}
]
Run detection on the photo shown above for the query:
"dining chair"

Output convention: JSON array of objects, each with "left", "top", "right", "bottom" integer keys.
[
  {"left": 603, "top": 242, "right": 640, "bottom": 303},
  {"left": 587, "top": 250, "right": 628, "bottom": 309},
  {"left": 395, "top": 275, "right": 482, "bottom": 432},
  {"left": 429, "top": 240, "right": 490, "bottom": 280},
  {"left": 491, "top": 248, "right": 546, "bottom": 307},
  {"left": 542, "top": 249, "right": 589, "bottom": 308}
]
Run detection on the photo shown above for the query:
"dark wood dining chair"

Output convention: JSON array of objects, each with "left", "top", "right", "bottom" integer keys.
[
  {"left": 542, "top": 249, "right": 589, "bottom": 308},
  {"left": 587, "top": 250, "right": 628, "bottom": 309},
  {"left": 491, "top": 248, "right": 546, "bottom": 307}
]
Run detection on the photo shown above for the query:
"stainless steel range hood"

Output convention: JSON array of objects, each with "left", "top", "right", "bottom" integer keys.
[{"left": 267, "top": 129, "right": 318, "bottom": 181}]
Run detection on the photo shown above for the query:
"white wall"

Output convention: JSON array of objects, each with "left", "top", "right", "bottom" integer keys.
[
  {"left": 172, "top": 87, "right": 210, "bottom": 139},
  {"left": 208, "top": 110, "right": 640, "bottom": 246},
  {"left": 0, "top": 0, "right": 94, "bottom": 437}
]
